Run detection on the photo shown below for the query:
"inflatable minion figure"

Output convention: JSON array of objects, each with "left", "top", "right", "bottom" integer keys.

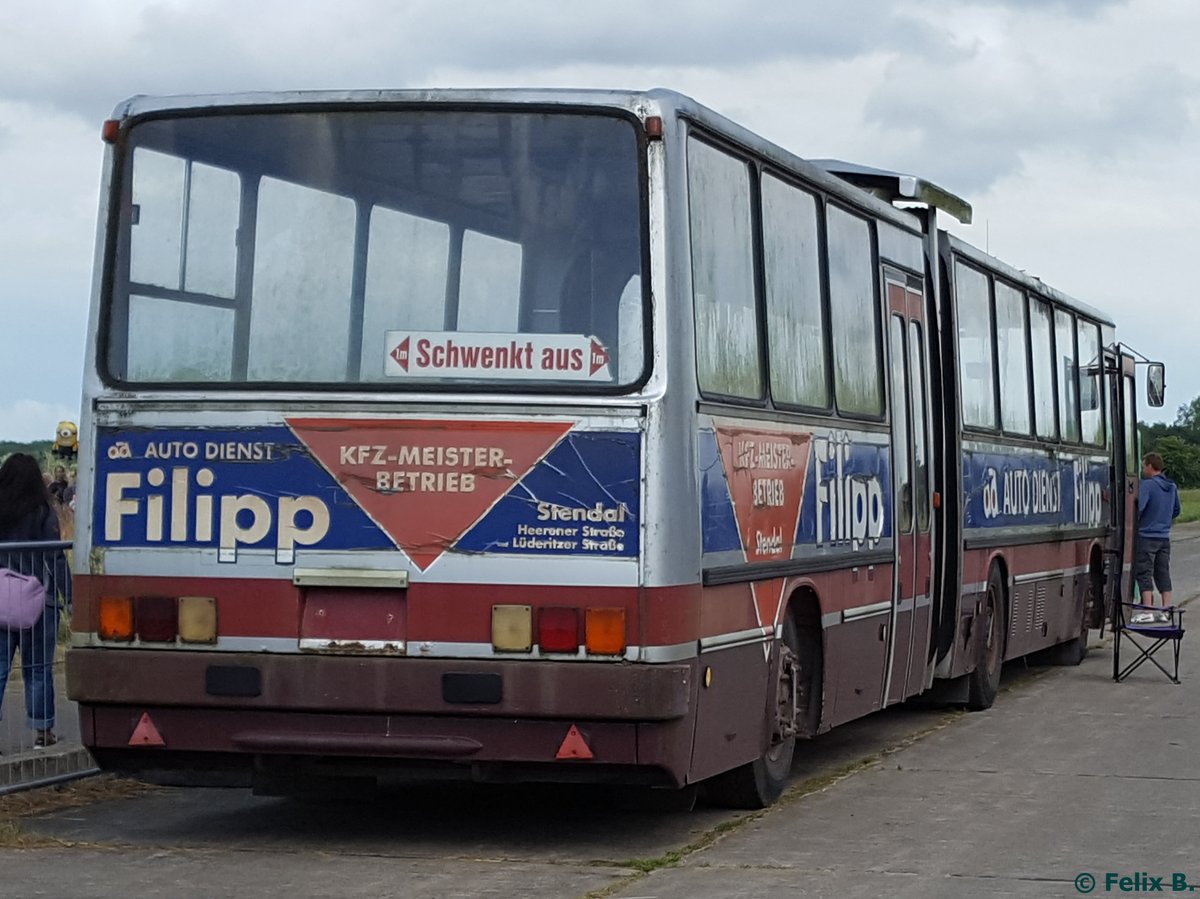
[{"left": 52, "top": 420, "right": 79, "bottom": 459}]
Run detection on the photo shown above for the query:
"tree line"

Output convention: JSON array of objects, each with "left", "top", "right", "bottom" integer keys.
[
  {"left": 0, "top": 440, "right": 55, "bottom": 467},
  {"left": 1140, "top": 396, "right": 1200, "bottom": 488}
]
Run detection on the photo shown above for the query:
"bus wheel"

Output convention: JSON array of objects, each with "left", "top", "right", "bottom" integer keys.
[
  {"left": 707, "top": 613, "right": 804, "bottom": 809},
  {"left": 966, "top": 566, "right": 1006, "bottom": 711}
]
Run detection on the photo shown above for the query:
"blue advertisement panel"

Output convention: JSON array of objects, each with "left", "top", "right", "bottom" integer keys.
[
  {"left": 962, "top": 445, "right": 1107, "bottom": 531},
  {"left": 700, "top": 424, "right": 893, "bottom": 561},
  {"left": 796, "top": 431, "right": 893, "bottom": 553},
  {"left": 93, "top": 423, "right": 639, "bottom": 568},
  {"left": 95, "top": 426, "right": 388, "bottom": 556},
  {"left": 457, "top": 431, "right": 640, "bottom": 558}
]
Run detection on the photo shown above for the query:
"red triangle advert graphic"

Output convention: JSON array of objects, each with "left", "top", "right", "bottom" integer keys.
[
  {"left": 288, "top": 418, "right": 573, "bottom": 570},
  {"left": 751, "top": 578, "right": 787, "bottom": 639},
  {"left": 714, "top": 422, "right": 812, "bottom": 628},
  {"left": 714, "top": 423, "right": 811, "bottom": 564}
]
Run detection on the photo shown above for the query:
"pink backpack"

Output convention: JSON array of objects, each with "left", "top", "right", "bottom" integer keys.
[{"left": 0, "top": 568, "right": 48, "bottom": 630}]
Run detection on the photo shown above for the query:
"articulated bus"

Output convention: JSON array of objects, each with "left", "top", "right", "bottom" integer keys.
[{"left": 68, "top": 89, "right": 1164, "bottom": 808}]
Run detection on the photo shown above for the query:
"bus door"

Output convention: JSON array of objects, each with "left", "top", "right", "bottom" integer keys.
[
  {"left": 1107, "top": 350, "right": 1139, "bottom": 619},
  {"left": 884, "top": 272, "right": 933, "bottom": 704}
]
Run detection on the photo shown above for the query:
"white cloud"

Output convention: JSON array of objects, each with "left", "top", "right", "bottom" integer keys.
[{"left": 0, "top": 0, "right": 1196, "bottom": 429}]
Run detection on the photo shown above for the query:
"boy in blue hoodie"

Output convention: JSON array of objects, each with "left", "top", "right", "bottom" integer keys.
[{"left": 1134, "top": 452, "right": 1182, "bottom": 622}]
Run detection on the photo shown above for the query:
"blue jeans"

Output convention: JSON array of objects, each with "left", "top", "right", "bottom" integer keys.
[{"left": 0, "top": 602, "right": 58, "bottom": 730}]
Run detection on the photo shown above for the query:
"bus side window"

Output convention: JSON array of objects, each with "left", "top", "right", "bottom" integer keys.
[
  {"left": 1029, "top": 297, "right": 1057, "bottom": 440},
  {"left": 247, "top": 177, "right": 355, "bottom": 382},
  {"left": 458, "top": 231, "right": 522, "bottom": 331},
  {"left": 687, "top": 137, "right": 762, "bottom": 400},
  {"left": 1076, "top": 319, "right": 1104, "bottom": 446},
  {"left": 360, "top": 206, "right": 451, "bottom": 380},
  {"left": 826, "top": 206, "right": 880, "bottom": 416},
  {"left": 124, "top": 148, "right": 242, "bottom": 382},
  {"left": 954, "top": 261, "right": 996, "bottom": 430},
  {"left": 1054, "top": 309, "right": 1080, "bottom": 442},
  {"left": 762, "top": 174, "right": 828, "bottom": 409},
  {"left": 130, "top": 149, "right": 240, "bottom": 299},
  {"left": 617, "top": 275, "right": 643, "bottom": 384},
  {"left": 994, "top": 282, "right": 1031, "bottom": 435}
]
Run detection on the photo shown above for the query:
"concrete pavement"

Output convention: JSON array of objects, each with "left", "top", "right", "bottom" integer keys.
[
  {"left": 0, "top": 523, "right": 1195, "bottom": 897},
  {"left": 614, "top": 521, "right": 1200, "bottom": 897},
  {"left": 616, "top": 635, "right": 1199, "bottom": 897}
]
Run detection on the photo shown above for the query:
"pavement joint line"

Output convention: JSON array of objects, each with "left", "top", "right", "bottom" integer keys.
[
  {"left": 875, "top": 766, "right": 1200, "bottom": 782},
  {"left": 619, "top": 861, "right": 1104, "bottom": 887},
  {"left": 943, "top": 872, "right": 1143, "bottom": 885}
]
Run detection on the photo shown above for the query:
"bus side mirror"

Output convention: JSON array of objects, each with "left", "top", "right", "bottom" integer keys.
[{"left": 1147, "top": 362, "right": 1166, "bottom": 407}]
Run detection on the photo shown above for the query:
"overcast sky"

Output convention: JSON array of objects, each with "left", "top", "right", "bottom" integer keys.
[{"left": 2, "top": 0, "right": 1196, "bottom": 441}]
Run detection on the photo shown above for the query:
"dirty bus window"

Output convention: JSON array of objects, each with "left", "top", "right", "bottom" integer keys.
[{"left": 106, "top": 110, "right": 646, "bottom": 390}]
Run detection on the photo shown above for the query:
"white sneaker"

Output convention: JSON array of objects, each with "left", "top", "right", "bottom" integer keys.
[
  {"left": 1131, "top": 612, "right": 1156, "bottom": 624},
  {"left": 1155, "top": 611, "right": 1171, "bottom": 623}
]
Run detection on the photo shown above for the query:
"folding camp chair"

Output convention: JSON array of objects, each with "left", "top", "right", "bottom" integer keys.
[{"left": 1112, "top": 601, "right": 1185, "bottom": 684}]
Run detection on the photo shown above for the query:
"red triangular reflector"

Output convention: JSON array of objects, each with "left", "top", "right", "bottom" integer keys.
[
  {"left": 129, "top": 712, "right": 165, "bottom": 747},
  {"left": 555, "top": 724, "right": 593, "bottom": 760},
  {"left": 288, "top": 418, "right": 573, "bottom": 571}
]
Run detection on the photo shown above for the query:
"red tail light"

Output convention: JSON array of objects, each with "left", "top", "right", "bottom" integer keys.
[
  {"left": 135, "top": 596, "right": 178, "bottom": 642},
  {"left": 538, "top": 607, "right": 579, "bottom": 653}
]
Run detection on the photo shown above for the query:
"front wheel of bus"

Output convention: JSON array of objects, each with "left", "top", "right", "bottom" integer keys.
[
  {"left": 966, "top": 566, "right": 1006, "bottom": 711},
  {"left": 707, "top": 613, "right": 808, "bottom": 809}
]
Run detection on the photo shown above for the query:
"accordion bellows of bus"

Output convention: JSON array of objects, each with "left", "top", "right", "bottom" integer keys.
[{"left": 68, "top": 88, "right": 1163, "bottom": 809}]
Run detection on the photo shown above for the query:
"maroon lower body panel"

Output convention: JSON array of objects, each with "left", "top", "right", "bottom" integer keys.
[{"left": 69, "top": 648, "right": 697, "bottom": 787}]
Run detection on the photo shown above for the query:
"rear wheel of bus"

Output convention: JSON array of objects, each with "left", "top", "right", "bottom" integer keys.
[
  {"left": 707, "top": 603, "right": 821, "bottom": 808},
  {"left": 966, "top": 565, "right": 1006, "bottom": 711}
]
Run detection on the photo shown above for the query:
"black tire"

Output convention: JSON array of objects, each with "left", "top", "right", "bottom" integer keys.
[
  {"left": 966, "top": 566, "right": 1006, "bottom": 711},
  {"left": 707, "top": 614, "right": 806, "bottom": 809}
]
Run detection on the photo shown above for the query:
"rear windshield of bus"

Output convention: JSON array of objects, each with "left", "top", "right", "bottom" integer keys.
[{"left": 102, "top": 108, "right": 647, "bottom": 391}]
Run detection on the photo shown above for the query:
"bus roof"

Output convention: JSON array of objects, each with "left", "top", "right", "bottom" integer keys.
[
  {"left": 946, "top": 232, "right": 1114, "bottom": 327},
  {"left": 109, "top": 87, "right": 930, "bottom": 237}
]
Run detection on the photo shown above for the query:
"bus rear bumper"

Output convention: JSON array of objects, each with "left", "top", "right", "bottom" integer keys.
[
  {"left": 68, "top": 648, "right": 693, "bottom": 719},
  {"left": 68, "top": 648, "right": 697, "bottom": 787}
]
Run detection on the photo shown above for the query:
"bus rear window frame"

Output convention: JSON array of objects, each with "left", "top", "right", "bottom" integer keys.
[{"left": 96, "top": 101, "right": 655, "bottom": 398}]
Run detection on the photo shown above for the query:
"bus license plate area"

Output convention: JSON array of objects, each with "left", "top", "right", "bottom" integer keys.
[{"left": 299, "top": 587, "right": 406, "bottom": 655}]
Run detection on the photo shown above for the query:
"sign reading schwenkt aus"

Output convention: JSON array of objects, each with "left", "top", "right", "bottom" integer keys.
[{"left": 385, "top": 331, "right": 611, "bottom": 380}]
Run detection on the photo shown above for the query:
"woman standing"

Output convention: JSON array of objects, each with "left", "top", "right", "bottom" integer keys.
[{"left": 0, "top": 453, "right": 63, "bottom": 748}]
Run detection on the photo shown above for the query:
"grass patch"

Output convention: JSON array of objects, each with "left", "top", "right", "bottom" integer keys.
[
  {"left": 0, "top": 775, "right": 155, "bottom": 848},
  {"left": 1179, "top": 489, "right": 1200, "bottom": 523}
]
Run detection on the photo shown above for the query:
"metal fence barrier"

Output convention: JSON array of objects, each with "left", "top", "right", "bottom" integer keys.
[{"left": 1, "top": 538, "right": 98, "bottom": 794}]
